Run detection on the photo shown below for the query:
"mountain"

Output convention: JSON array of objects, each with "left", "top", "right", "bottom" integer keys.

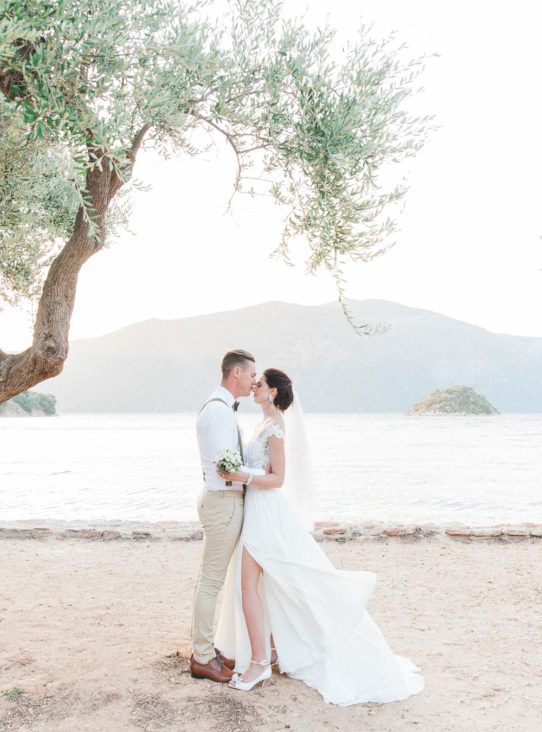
[{"left": 36, "top": 300, "right": 542, "bottom": 413}]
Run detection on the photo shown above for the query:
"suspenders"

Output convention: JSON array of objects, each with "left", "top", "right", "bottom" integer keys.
[
  {"left": 198, "top": 399, "right": 245, "bottom": 487},
  {"left": 198, "top": 397, "right": 244, "bottom": 462}
]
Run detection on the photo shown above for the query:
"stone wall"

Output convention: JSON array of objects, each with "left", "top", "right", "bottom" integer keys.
[{"left": 0, "top": 520, "right": 540, "bottom": 542}]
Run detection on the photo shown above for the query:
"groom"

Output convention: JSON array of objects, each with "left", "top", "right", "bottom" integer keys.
[{"left": 190, "top": 349, "right": 260, "bottom": 682}]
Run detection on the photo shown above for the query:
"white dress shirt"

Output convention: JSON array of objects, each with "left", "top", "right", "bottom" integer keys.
[{"left": 196, "top": 385, "right": 262, "bottom": 492}]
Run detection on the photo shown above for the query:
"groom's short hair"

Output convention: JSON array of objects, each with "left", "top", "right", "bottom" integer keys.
[{"left": 221, "top": 349, "right": 255, "bottom": 378}]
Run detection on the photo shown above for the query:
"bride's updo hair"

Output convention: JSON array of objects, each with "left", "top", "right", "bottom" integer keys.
[{"left": 264, "top": 368, "right": 294, "bottom": 412}]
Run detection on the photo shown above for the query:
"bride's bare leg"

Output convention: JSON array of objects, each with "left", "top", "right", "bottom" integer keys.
[
  {"left": 240, "top": 547, "right": 268, "bottom": 683},
  {"left": 270, "top": 634, "right": 277, "bottom": 665}
]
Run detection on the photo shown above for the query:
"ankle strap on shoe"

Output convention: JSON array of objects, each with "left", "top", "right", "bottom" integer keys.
[{"left": 251, "top": 659, "right": 269, "bottom": 666}]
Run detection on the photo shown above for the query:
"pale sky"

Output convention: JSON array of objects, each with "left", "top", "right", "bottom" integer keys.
[{"left": 1, "top": 0, "right": 542, "bottom": 352}]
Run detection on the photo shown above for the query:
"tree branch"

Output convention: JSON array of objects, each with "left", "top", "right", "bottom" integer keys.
[
  {"left": 195, "top": 115, "right": 244, "bottom": 210},
  {"left": 0, "top": 66, "right": 25, "bottom": 100},
  {"left": 128, "top": 123, "right": 150, "bottom": 163},
  {"left": 0, "top": 38, "right": 40, "bottom": 101}
]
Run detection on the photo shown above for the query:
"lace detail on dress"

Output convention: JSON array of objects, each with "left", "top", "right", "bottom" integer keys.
[
  {"left": 245, "top": 423, "right": 285, "bottom": 470},
  {"left": 264, "top": 424, "right": 285, "bottom": 441}
]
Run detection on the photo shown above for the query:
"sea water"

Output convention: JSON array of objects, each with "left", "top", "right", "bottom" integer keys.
[{"left": 1, "top": 412, "right": 541, "bottom": 525}]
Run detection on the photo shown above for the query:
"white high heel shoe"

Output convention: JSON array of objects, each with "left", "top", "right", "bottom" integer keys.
[{"left": 228, "top": 659, "right": 271, "bottom": 691}]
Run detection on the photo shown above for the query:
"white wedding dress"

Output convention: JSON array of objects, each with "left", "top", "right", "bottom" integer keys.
[{"left": 215, "top": 424, "right": 424, "bottom": 706}]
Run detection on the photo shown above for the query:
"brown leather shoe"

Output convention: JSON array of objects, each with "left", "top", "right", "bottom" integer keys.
[
  {"left": 190, "top": 655, "right": 233, "bottom": 682},
  {"left": 215, "top": 648, "right": 235, "bottom": 670}
]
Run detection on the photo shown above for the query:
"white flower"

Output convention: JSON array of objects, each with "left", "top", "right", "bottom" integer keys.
[{"left": 215, "top": 448, "right": 243, "bottom": 485}]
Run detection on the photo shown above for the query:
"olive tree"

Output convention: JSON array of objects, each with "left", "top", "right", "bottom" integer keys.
[{"left": 0, "top": 0, "right": 429, "bottom": 403}]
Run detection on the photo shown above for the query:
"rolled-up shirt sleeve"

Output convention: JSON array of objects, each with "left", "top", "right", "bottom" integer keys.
[{"left": 197, "top": 402, "right": 239, "bottom": 490}]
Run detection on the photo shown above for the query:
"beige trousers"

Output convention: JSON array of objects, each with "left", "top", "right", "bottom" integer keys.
[{"left": 191, "top": 489, "right": 244, "bottom": 664}]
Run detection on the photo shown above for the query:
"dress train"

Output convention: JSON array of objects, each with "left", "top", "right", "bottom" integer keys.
[{"left": 215, "top": 473, "right": 423, "bottom": 706}]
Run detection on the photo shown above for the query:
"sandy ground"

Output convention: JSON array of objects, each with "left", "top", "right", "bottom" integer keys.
[{"left": 0, "top": 536, "right": 540, "bottom": 731}]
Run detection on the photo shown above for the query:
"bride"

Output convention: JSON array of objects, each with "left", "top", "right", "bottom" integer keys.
[{"left": 215, "top": 368, "right": 424, "bottom": 706}]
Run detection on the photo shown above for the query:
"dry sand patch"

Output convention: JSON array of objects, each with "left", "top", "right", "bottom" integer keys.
[{"left": 0, "top": 537, "right": 540, "bottom": 730}]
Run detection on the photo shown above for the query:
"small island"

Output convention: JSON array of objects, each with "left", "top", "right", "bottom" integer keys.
[
  {"left": 0, "top": 390, "right": 56, "bottom": 417},
  {"left": 408, "top": 385, "right": 499, "bottom": 415}
]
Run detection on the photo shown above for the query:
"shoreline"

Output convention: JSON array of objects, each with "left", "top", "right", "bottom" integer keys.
[{"left": 1, "top": 518, "right": 541, "bottom": 541}]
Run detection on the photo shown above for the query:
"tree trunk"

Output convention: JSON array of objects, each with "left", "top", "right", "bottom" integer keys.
[
  {"left": 0, "top": 160, "right": 119, "bottom": 403},
  {"left": 0, "top": 124, "right": 149, "bottom": 405}
]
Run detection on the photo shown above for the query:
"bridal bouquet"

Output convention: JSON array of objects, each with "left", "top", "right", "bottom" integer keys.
[{"left": 215, "top": 448, "right": 243, "bottom": 486}]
